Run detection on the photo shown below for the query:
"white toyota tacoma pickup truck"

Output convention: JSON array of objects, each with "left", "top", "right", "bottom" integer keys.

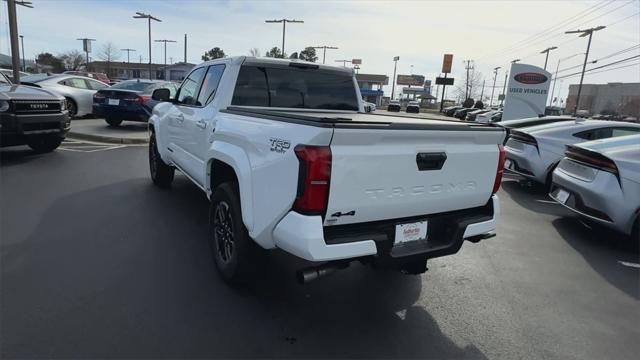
[{"left": 148, "top": 56, "right": 506, "bottom": 285}]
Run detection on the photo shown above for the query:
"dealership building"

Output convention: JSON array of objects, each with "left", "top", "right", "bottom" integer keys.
[
  {"left": 565, "top": 82, "right": 640, "bottom": 117},
  {"left": 356, "top": 73, "right": 388, "bottom": 106}
]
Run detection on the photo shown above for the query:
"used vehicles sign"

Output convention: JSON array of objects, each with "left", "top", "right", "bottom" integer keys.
[{"left": 502, "top": 63, "right": 552, "bottom": 121}]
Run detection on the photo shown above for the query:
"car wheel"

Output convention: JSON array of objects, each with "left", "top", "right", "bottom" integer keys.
[
  {"left": 106, "top": 117, "right": 123, "bottom": 127},
  {"left": 209, "top": 182, "right": 265, "bottom": 286},
  {"left": 65, "top": 98, "right": 78, "bottom": 118},
  {"left": 149, "top": 132, "right": 174, "bottom": 188},
  {"left": 27, "top": 136, "right": 62, "bottom": 153}
]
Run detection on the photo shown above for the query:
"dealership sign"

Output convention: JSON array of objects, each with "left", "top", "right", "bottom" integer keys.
[
  {"left": 502, "top": 63, "right": 552, "bottom": 121},
  {"left": 397, "top": 74, "right": 425, "bottom": 86}
]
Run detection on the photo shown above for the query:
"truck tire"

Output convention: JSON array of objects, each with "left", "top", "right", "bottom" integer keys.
[
  {"left": 27, "top": 136, "right": 62, "bottom": 153},
  {"left": 106, "top": 117, "right": 123, "bottom": 127},
  {"left": 209, "top": 182, "right": 264, "bottom": 286},
  {"left": 149, "top": 132, "right": 174, "bottom": 188}
]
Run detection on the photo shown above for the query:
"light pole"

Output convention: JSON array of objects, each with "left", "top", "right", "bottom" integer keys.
[
  {"left": 7, "top": 0, "right": 33, "bottom": 83},
  {"left": 76, "top": 38, "right": 96, "bottom": 71},
  {"left": 312, "top": 45, "right": 338, "bottom": 64},
  {"left": 391, "top": 56, "right": 399, "bottom": 100},
  {"left": 500, "top": 71, "right": 509, "bottom": 107},
  {"left": 490, "top": 66, "right": 500, "bottom": 107},
  {"left": 155, "top": 39, "right": 176, "bottom": 80},
  {"left": 19, "top": 35, "right": 25, "bottom": 71},
  {"left": 121, "top": 48, "right": 136, "bottom": 63},
  {"left": 549, "top": 53, "right": 583, "bottom": 106},
  {"left": 133, "top": 12, "right": 161, "bottom": 80},
  {"left": 540, "top": 46, "right": 558, "bottom": 70},
  {"left": 565, "top": 26, "right": 605, "bottom": 116},
  {"left": 265, "top": 18, "right": 303, "bottom": 57}
]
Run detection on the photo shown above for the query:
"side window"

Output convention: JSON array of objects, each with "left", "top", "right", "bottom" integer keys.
[
  {"left": 231, "top": 66, "right": 269, "bottom": 106},
  {"left": 86, "top": 79, "right": 108, "bottom": 90},
  {"left": 197, "top": 65, "right": 226, "bottom": 106},
  {"left": 177, "top": 67, "right": 207, "bottom": 106},
  {"left": 612, "top": 127, "right": 640, "bottom": 137},
  {"left": 62, "top": 78, "right": 90, "bottom": 89},
  {"left": 574, "top": 128, "right": 612, "bottom": 140}
]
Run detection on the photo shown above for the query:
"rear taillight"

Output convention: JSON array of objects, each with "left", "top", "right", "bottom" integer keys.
[
  {"left": 137, "top": 95, "right": 151, "bottom": 104},
  {"left": 93, "top": 93, "right": 105, "bottom": 103},
  {"left": 565, "top": 146, "right": 619, "bottom": 176},
  {"left": 293, "top": 145, "right": 331, "bottom": 216},
  {"left": 510, "top": 130, "right": 538, "bottom": 149},
  {"left": 493, "top": 144, "right": 506, "bottom": 194}
]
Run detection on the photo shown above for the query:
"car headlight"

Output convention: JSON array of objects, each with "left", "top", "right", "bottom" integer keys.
[
  {"left": 60, "top": 99, "right": 66, "bottom": 111},
  {"left": 0, "top": 100, "right": 9, "bottom": 112}
]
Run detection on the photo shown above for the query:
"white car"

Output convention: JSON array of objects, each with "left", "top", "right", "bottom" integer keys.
[
  {"left": 504, "top": 119, "right": 640, "bottom": 187},
  {"left": 475, "top": 110, "right": 501, "bottom": 123},
  {"left": 550, "top": 134, "right": 640, "bottom": 239},
  {"left": 363, "top": 101, "right": 376, "bottom": 112},
  {"left": 406, "top": 100, "right": 420, "bottom": 113},
  {"left": 148, "top": 56, "right": 506, "bottom": 285},
  {"left": 21, "top": 74, "right": 110, "bottom": 117}
]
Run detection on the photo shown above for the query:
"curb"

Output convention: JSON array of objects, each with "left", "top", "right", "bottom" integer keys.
[{"left": 67, "top": 131, "right": 149, "bottom": 145}]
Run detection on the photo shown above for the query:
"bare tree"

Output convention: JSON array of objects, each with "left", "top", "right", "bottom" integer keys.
[
  {"left": 249, "top": 48, "right": 260, "bottom": 57},
  {"left": 453, "top": 69, "right": 484, "bottom": 102},
  {"left": 59, "top": 50, "right": 85, "bottom": 71},
  {"left": 97, "top": 42, "right": 120, "bottom": 75}
]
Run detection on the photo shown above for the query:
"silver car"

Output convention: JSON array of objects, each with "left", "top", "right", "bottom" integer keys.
[
  {"left": 22, "top": 74, "right": 110, "bottom": 117},
  {"left": 504, "top": 119, "right": 640, "bottom": 187},
  {"left": 549, "top": 134, "right": 640, "bottom": 238}
]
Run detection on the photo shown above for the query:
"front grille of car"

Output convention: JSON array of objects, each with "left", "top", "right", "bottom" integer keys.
[
  {"left": 22, "top": 122, "right": 61, "bottom": 132},
  {"left": 12, "top": 100, "right": 62, "bottom": 114}
]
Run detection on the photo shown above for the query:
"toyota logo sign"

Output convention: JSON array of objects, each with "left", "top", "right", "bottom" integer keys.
[{"left": 514, "top": 72, "right": 548, "bottom": 85}]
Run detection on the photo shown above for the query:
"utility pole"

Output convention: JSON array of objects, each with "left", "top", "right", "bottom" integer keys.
[
  {"left": 480, "top": 79, "right": 485, "bottom": 102},
  {"left": 335, "top": 59, "right": 350, "bottom": 67},
  {"left": 463, "top": 60, "right": 474, "bottom": 100},
  {"left": 312, "top": 45, "right": 338, "bottom": 64},
  {"left": 121, "top": 48, "right": 136, "bottom": 63},
  {"left": 265, "top": 18, "right": 303, "bottom": 57},
  {"left": 184, "top": 34, "right": 187, "bottom": 63},
  {"left": 540, "top": 46, "right": 558, "bottom": 70},
  {"left": 133, "top": 12, "right": 162, "bottom": 80},
  {"left": 155, "top": 39, "right": 176, "bottom": 80},
  {"left": 490, "top": 66, "right": 500, "bottom": 107},
  {"left": 500, "top": 71, "right": 509, "bottom": 107},
  {"left": 391, "top": 56, "right": 399, "bottom": 100},
  {"left": 19, "top": 35, "right": 25, "bottom": 71},
  {"left": 565, "top": 26, "right": 605, "bottom": 116},
  {"left": 7, "top": 0, "right": 33, "bottom": 83},
  {"left": 76, "top": 38, "right": 96, "bottom": 71},
  {"left": 549, "top": 53, "right": 583, "bottom": 106}
]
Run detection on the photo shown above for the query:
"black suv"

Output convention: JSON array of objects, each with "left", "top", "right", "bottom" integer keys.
[{"left": 0, "top": 73, "right": 70, "bottom": 152}]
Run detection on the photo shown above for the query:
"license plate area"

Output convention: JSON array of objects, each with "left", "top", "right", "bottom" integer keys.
[
  {"left": 504, "top": 158, "right": 513, "bottom": 169},
  {"left": 108, "top": 98, "right": 120, "bottom": 106},
  {"left": 394, "top": 220, "right": 428, "bottom": 245}
]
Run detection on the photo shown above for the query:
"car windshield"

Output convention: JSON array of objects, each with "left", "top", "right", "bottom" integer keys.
[
  {"left": 0, "top": 73, "right": 10, "bottom": 84},
  {"left": 110, "top": 80, "right": 155, "bottom": 92}
]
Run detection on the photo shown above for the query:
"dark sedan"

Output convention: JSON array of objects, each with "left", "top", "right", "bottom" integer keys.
[
  {"left": 445, "top": 106, "right": 462, "bottom": 116},
  {"left": 92, "top": 80, "right": 177, "bottom": 127},
  {"left": 453, "top": 107, "right": 474, "bottom": 120}
]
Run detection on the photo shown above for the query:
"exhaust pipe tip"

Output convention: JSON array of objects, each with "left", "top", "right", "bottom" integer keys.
[{"left": 296, "top": 262, "right": 349, "bottom": 284}]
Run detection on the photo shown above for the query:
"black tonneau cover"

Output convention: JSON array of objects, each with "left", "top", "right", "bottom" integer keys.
[{"left": 222, "top": 106, "right": 504, "bottom": 132}]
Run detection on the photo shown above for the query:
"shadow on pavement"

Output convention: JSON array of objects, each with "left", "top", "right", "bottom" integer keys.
[
  {"left": 1, "top": 177, "right": 487, "bottom": 359},
  {"left": 552, "top": 217, "right": 639, "bottom": 300},
  {"left": 500, "top": 178, "right": 570, "bottom": 217},
  {"left": 0, "top": 146, "right": 47, "bottom": 167}
]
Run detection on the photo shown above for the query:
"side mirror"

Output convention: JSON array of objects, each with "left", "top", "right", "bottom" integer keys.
[{"left": 152, "top": 88, "right": 171, "bottom": 102}]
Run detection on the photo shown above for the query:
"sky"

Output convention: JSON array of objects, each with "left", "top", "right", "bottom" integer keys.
[{"left": 1, "top": 0, "right": 638, "bottom": 103}]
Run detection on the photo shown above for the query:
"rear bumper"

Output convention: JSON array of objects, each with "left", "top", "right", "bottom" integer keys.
[
  {"left": 504, "top": 143, "right": 546, "bottom": 183},
  {"left": 387, "top": 105, "right": 401, "bottom": 112},
  {"left": 550, "top": 167, "right": 633, "bottom": 235},
  {"left": 273, "top": 195, "right": 500, "bottom": 262},
  {"left": 93, "top": 104, "right": 150, "bottom": 122},
  {"left": 0, "top": 112, "right": 69, "bottom": 146}
]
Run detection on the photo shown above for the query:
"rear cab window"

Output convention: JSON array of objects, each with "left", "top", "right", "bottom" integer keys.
[{"left": 231, "top": 64, "right": 358, "bottom": 110}]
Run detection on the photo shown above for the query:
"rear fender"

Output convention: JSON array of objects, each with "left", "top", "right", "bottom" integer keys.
[{"left": 206, "top": 141, "right": 254, "bottom": 234}]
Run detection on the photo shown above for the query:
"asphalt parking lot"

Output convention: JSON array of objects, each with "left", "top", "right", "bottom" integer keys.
[{"left": 1, "top": 142, "right": 638, "bottom": 359}]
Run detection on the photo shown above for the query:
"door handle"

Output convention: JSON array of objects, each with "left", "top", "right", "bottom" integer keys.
[
  {"left": 416, "top": 152, "right": 447, "bottom": 171},
  {"left": 196, "top": 120, "right": 207, "bottom": 129}
]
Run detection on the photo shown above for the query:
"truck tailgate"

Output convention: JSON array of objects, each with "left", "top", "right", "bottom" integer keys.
[{"left": 325, "top": 127, "right": 504, "bottom": 226}]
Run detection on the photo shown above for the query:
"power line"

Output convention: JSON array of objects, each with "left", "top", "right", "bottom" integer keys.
[
  {"left": 555, "top": 61, "right": 639, "bottom": 80},
  {"left": 554, "top": 54, "right": 640, "bottom": 80},
  {"left": 477, "top": 0, "right": 615, "bottom": 61},
  {"left": 556, "top": 46, "right": 640, "bottom": 74}
]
